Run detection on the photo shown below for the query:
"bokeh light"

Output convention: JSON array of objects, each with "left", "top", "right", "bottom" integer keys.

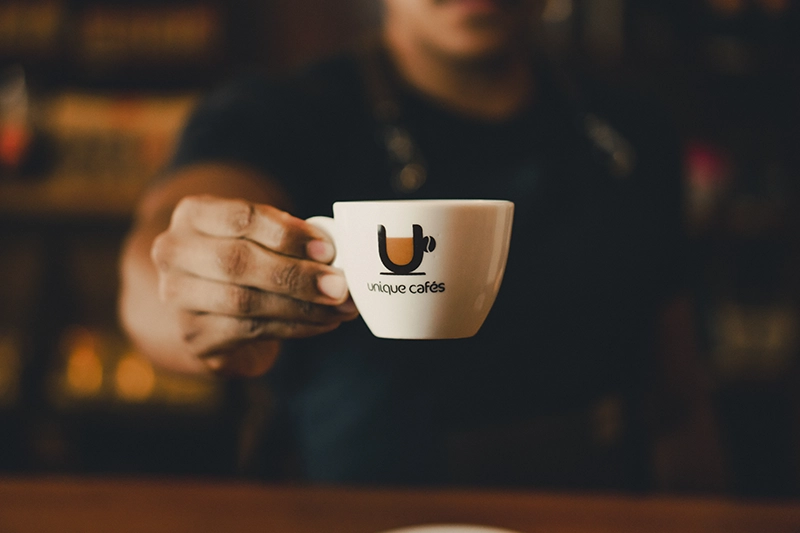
[{"left": 114, "top": 351, "right": 156, "bottom": 402}]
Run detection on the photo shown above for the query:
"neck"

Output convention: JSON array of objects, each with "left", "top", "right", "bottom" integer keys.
[{"left": 382, "top": 29, "right": 535, "bottom": 120}]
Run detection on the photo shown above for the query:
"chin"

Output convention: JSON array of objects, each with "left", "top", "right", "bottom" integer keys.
[
  {"left": 438, "top": 31, "right": 520, "bottom": 62},
  {"left": 438, "top": 10, "right": 530, "bottom": 58}
]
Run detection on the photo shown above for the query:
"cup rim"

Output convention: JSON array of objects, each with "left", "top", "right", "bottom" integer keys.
[{"left": 333, "top": 199, "right": 513, "bottom": 207}]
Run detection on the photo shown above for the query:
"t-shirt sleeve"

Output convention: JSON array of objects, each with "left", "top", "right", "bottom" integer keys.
[
  {"left": 168, "top": 75, "right": 286, "bottom": 177},
  {"left": 162, "top": 60, "right": 360, "bottom": 216}
]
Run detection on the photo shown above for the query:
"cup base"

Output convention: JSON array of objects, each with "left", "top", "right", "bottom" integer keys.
[{"left": 367, "top": 325, "right": 481, "bottom": 341}]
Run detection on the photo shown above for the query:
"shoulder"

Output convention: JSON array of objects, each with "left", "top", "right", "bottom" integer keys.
[
  {"left": 288, "top": 54, "right": 367, "bottom": 105},
  {"left": 192, "top": 54, "right": 367, "bottom": 125},
  {"left": 170, "top": 53, "right": 372, "bottom": 174}
]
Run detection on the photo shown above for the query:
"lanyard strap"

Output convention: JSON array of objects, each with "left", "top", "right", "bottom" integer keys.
[
  {"left": 355, "top": 37, "right": 636, "bottom": 196},
  {"left": 356, "top": 37, "right": 429, "bottom": 194}
]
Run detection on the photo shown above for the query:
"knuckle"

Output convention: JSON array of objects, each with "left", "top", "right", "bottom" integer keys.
[
  {"left": 271, "top": 262, "right": 302, "bottom": 293},
  {"left": 281, "top": 216, "right": 311, "bottom": 253},
  {"left": 182, "top": 329, "right": 199, "bottom": 344},
  {"left": 238, "top": 318, "right": 265, "bottom": 338},
  {"left": 172, "top": 195, "right": 199, "bottom": 224},
  {"left": 265, "top": 207, "right": 300, "bottom": 251},
  {"left": 273, "top": 210, "right": 293, "bottom": 241},
  {"left": 268, "top": 217, "right": 290, "bottom": 250},
  {"left": 297, "top": 299, "right": 316, "bottom": 319},
  {"left": 219, "top": 241, "right": 252, "bottom": 278},
  {"left": 227, "top": 200, "right": 255, "bottom": 235},
  {"left": 229, "top": 285, "right": 257, "bottom": 315}
]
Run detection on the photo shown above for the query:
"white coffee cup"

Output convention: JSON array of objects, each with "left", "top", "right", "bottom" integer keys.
[{"left": 307, "top": 199, "right": 514, "bottom": 339}]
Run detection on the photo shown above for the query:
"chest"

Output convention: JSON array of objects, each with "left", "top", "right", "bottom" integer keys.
[{"left": 302, "top": 101, "right": 663, "bottom": 302}]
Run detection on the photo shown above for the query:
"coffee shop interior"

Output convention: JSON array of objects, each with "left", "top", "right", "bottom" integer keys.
[{"left": 0, "top": 0, "right": 798, "bottom": 501}]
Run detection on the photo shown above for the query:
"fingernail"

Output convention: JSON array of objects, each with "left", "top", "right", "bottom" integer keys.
[
  {"left": 336, "top": 299, "right": 358, "bottom": 314},
  {"left": 307, "top": 240, "right": 335, "bottom": 263},
  {"left": 318, "top": 273, "right": 347, "bottom": 300}
]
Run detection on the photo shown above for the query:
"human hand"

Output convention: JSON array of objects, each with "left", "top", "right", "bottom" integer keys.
[{"left": 150, "top": 195, "right": 357, "bottom": 376}]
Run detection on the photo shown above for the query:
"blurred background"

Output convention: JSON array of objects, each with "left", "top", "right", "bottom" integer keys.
[{"left": 0, "top": 0, "right": 797, "bottom": 498}]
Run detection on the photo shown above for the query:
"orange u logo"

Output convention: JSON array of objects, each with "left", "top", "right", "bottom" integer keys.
[{"left": 378, "top": 224, "right": 436, "bottom": 275}]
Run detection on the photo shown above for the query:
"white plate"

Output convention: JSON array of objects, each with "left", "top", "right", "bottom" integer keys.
[{"left": 379, "top": 526, "right": 521, "bottom": 533}]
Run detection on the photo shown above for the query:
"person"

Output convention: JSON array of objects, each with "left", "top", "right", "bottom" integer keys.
[{"left": 119, "top": 0, "right": 726, "bottom": 490}]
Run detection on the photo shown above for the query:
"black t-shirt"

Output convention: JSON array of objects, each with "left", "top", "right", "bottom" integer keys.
[{"left": 169, "top": 52, "right": 686, "bottom": 489}]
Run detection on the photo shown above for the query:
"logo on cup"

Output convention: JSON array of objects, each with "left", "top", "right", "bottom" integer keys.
[{"left": 378, "top": 224, "right": 436, "bottom": 275}]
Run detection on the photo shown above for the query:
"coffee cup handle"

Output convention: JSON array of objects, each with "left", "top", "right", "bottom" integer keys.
[{"left": 305, "top": 216, "right": 340, "bottom": 267}]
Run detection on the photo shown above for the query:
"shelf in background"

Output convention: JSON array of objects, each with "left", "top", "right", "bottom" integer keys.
[
  {"left": 0, "top": 176, "right": 147, "bottom": 219},
  {"left": 0, "top": 90, "right": 197, "bottom": 220}
]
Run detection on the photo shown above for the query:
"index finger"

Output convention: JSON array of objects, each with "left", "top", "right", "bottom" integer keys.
[{"left": 172, "top": 195, "right": 334, "bottom": 262}]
